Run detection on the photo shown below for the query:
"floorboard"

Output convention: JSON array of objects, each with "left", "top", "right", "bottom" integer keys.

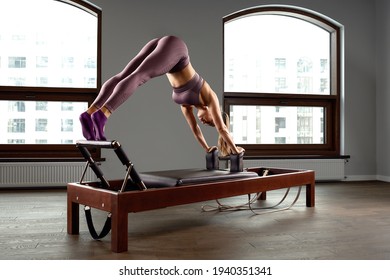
[{"left": 1, "top": 181, "right": 390, "bottom": 260}]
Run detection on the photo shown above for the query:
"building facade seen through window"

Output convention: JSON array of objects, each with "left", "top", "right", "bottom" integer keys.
[
  {"left": 1, "top": 101, "right": 86, "bottom": 144},
  {"left": 223, "top": 6, "right": 341, "bottom": 156},
  {"left": 0, "top": 0, "right": 99, "bottom": 151}
]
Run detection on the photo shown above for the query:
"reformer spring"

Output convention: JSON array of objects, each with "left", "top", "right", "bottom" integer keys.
[{"left": 201, "top": 169, "right": 303, "bottom": 215}]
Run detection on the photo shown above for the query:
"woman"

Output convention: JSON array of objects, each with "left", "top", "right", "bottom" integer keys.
[{"left": 80, "top": 35, "right": 243, "bottom": 156}]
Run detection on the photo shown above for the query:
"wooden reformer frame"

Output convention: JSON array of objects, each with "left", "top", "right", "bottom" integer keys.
[{"left": 67, "top": 140, "right": 315, "bottom": 253}]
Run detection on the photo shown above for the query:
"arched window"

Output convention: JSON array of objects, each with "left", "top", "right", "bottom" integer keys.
[
  {"left": 0, "top": 0, "right": 101, "bottom": 158},
  {"left": 223, "top": 6, "right": 342, "bottom": 156}
]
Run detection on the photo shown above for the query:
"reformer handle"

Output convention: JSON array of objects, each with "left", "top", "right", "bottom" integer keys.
[
  {"left": 218, "top": 152, "right": 244, "bottom": 172},
  {"left": 229, "top": 152, "right": 244, "bottom": 172},
  {"left": 206, "top": 148, "right": 219, "bottom": 170}
]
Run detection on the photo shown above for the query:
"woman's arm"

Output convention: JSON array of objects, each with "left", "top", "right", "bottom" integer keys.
[
  {"left": 201, "top": 82, "right": 242, "bottom": 154},
  {"left": 181, "top": 105, "right": 212, "bottom": 152}
]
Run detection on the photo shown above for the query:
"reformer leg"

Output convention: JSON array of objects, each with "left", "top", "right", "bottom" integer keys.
[
  {"left": 258, "top": 192, "right": 267, "bottom": 201},
  {"left": 110, "top": 203, "right": 128, "bottom": 253},
  {"left": 67, "top": 195, "right": 79, "bottom": 235},
  {"left": 306, "top": 181, "right": 315, "bottom": 207}
]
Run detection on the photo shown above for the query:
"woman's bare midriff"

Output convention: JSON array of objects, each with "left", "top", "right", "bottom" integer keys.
[{"left": 166, "top": 63, "right": 196, "bottom": 88}]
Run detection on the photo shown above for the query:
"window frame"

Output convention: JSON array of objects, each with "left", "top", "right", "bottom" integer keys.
[
  {"left": 223, "top": 6, "right": 342, "bottom": 157},
  {"left": 0, "top": 0, "right": 101, "bottom": 159}
]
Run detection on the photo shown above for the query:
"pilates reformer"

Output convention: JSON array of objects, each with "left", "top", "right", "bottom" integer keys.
[{"left": 67, "top": 140, "right": 315, "bottom": 253}]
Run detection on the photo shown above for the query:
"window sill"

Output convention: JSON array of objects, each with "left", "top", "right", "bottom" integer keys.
[
  {"left": 0, "top": 158, "right": 105, "bottom": 163},
  {"left": 220, "top": 155, "right": 350, "bottom": 161},
  {"left": 243, "top": 155, "right": 350, "bottom": 160}
]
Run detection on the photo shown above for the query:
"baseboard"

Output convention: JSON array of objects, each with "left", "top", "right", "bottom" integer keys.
[{"left": 343, "top": 175, "right": 379, "bottom": 182}]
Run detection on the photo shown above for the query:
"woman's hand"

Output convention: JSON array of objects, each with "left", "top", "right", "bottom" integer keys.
[
  {"left": 234, "top": 146, "right": 245, "bottom": 154},
  {"left": 207, "top": 146, "right": 218, "bottom": 153}
]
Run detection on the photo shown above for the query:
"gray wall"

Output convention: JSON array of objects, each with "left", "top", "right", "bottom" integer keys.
[
  {"left": 91, "top": 0, "right": 379, "bottom": 181},
  {"left": 376, "top": 0, "right": 390, "bottom": 181}
]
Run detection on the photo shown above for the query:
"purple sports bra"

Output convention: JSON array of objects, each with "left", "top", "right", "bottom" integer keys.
[{"left": 172, "top": 73, "right": 204, "bottom": 106}]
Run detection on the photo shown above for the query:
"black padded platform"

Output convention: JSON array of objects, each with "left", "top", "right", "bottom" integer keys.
[{"left": 138, "top": 168, "right": 259, "bottom": 188}]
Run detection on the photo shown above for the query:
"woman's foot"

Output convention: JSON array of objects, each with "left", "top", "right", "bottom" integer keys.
[
  {"left": 79, "top": 112, "right": 96, "bottom": 140},
  {"left": 91, "top": 110, "right": 108, "bottom": 141}
]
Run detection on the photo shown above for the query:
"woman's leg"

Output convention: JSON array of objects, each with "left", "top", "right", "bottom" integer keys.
[
  {"left": 102, "top": 36, "right": 188, "bottom": 112},
  {"left": 81, "top": 36, "right": 189, "bottom": 140},
  {"left": 80, "top": 37, "right": 161, "bottom": 140},
  {"left": 91, "top": 37, "right": 161, "bottom": 110}
]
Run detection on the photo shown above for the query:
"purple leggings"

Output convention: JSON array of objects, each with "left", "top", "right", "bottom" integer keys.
[{"left": 92, "top": 36, "right": 190, "bottom": 112}]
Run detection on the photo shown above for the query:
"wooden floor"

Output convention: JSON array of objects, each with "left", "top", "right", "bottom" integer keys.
[{"left": 1, "top": 180, "right": 390, "bottom": 260}]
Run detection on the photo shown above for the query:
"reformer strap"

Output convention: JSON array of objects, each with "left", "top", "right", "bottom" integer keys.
[
  {"left": 201, "top": 169, "right": 303, "bottom": 215},
  {"left": 84, "top": 206, "right": 111, "bottom": 240}
]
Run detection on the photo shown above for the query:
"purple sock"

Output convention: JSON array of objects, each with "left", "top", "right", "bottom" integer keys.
[
  {"left": 91, "top": 110, "right": 108, "bottom": 141},
  {"left": 79, "top": 112, "right": 96, "bottom": 140}
]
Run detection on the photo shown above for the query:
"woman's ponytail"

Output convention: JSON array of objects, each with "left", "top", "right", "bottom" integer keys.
[{"left": 217, "top": 112, "right": 231, "bottom": 157}]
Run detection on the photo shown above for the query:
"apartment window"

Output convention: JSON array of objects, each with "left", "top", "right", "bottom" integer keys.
[
  {"left": 0, "top": 0, "right": 101, "bottom": 158},
  {"left": 9, "top": 139, "right": 25, "bottom": 144},
  {"left": 35, "top": 119, "right": 48, "bottom": 132},
  {"left": 61, "top": 102, "right": 74, "bottom": 111},
  {"left": 9, "top": 101, "right": 25, "bottom": 112},
  {"left": 36, "top": 56, "right": 49, "bottom": 68},
  {"left": 223, "top": 6, "right": 342, "bottom": 156},
  {"left": 36, "top": 102, "right": 48, "bottom": 111},
  {"left": 61, "top": 119, "right": 74, "bottom": 132},
  {"left": 8, "top": 119, "right": 25, "bottom": 133},
  {"left": 320, "top": 78, "right": 328, "bottom": 93},
  {"left": 275, "top": 77, "right": 287, "bottom": 92},
  {"left": 85, "top": 57, "right": 97, "bottom": 68},
  {"left": 275, "top": 137, "right": 286, "bottom": 144},
  {"left": 62, "top": 57, "right": 75, "bottom": 69},
  {"left": 36, "top": 77, "right": 49, "bottom": 86},
  {"left": 275, "top": 58, "right": 286, "bottom": 71},
  {"left": 8, "top": 57, "right": 27, "bottom": 68},
  {"left": 320, "top": 59, "right": 328, "bottom": 73},
  {"left": 275, "top": 117, "right": 286, "bottom": 133}
]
